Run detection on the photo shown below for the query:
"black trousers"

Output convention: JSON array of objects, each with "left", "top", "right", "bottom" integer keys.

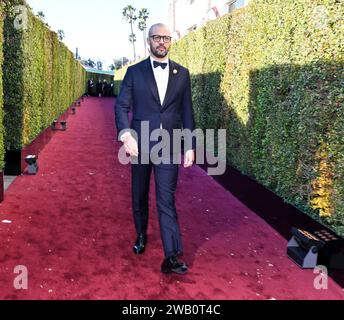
[{"left": 131, "top": 155, "right": 183, "bottom": 258}]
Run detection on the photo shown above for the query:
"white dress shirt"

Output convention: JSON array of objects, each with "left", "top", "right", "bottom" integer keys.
[
  {"left": 120, "top": 56, "right": 169, "bottom": 142},
  {"left": 151, "top": 56, "right": 169, "bottom": 130},
  {"left": 150, "top": 56, "right": 169, "bottom": 106}
]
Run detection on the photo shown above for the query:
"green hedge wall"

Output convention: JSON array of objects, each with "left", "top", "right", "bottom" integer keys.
[
  {"left": 0, "top": 4, "right": 4, "bottom": 170},
  {"left": 172, "top": 16, "right": 231, "bottom": 132},
  {"left": 114, "top": 64, "right": 129, "bottom": 97},
  {"left": 116, "top": 0, "right": 344, "bottom": 235},
  {"left": 222, "top": 0, "right": 343, "bottom": 235},
  {"left": 3, "top": 0, "right": 86, "bottom": 150},
  {"left": 172, "top": 0, "right": 344, "bottom": 234}
]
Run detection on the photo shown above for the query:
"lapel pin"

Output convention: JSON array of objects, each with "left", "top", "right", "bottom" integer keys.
[{"left": 173, "top": 69, "right": 178, "bottom": 75}]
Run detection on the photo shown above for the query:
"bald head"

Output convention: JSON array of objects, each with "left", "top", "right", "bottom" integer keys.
[{"left": 148, "top": 23, "right": 171, "bottom": 37}]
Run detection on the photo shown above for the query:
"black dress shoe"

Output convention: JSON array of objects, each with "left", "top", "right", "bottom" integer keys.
[
  {"left": 161, "top": 256, "right": 188, "bottom": 275},
  {"left": 133, "top": 234, "right": 147, "bottom": 255}
]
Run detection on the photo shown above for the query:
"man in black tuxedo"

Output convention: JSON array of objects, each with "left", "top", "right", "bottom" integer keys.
[
  {"left": 109, "top": 81, "right": 115, "bottom": 97},
  {"left": 96, "top": 80, "right": 103, "bottom": 97},
  {"left": 102, "top": 79, "right": 108, "bottom": 97},
  {"left": 115, "top": 23, "right": 195, "bottom": 275},
  {"left": 87, "top": 79, "right": 94, "bottom": 96}
]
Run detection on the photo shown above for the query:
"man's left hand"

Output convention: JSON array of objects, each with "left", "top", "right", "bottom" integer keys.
[{"left": 184, "top": 150, "right": 195, "bottom": 168}]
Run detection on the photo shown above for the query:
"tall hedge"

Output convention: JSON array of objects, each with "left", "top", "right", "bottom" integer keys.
[
  {"left": 174, "top": 0, "right": 344, "bottom": 234},
  {"left": 221, "top": 0, "right": 344, "bottom": 235},
  {"left": 0, "top": 4, "right": 4, "bottom": 170},
  {"left": 3, "top": 0, "right": 86, "bottom": 150},
  {"left": 114, "top": 64, "right": 129, "bottom": 97},
  {"left": 116, "top": 0, "right": 344, "bottom": 235}
]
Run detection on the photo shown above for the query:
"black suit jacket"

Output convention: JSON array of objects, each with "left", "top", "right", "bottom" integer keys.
[{"left": 115, "top": 57, "right": 195, "bottom": 153}]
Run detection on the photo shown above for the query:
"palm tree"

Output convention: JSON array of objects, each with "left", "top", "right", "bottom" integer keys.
[
  {"left": 129, "top": 33, "right": 137, "bottom": 53},
  {"left": 138, "top": 8, "right": 149, "bottom": 56},
  {"left": 123, "top": 5, "right": 137, "bottom": 61}
]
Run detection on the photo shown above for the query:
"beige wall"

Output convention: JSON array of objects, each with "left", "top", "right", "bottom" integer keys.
[{"left": 169, "top": 0, "right": 251, "bottom": 39}]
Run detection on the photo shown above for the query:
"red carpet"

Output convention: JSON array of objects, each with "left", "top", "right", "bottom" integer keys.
[{"left": 0, "top": 97, "right": 343, "bottom": 300}]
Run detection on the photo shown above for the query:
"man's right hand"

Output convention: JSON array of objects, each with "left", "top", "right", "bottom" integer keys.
[{"left": 123, "top": 134, "right": 139, "bottom": 157}]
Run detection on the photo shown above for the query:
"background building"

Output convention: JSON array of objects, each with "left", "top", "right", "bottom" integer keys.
[{"left": 169, "top": 0, "right": 251, "bottom": 39}]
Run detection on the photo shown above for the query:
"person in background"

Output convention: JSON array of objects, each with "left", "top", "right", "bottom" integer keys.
[
  {"left": 102, "top": 79, "right": 108, "bottom": 97},
  {"left": 108, "top": 81, "right": 115, "bottom": 97},
  {"left": 96, "top": 79, "right": 103, "bottom": 97},
  {"left": 87, "top": 79, "right": 94, "bottom": 96}
]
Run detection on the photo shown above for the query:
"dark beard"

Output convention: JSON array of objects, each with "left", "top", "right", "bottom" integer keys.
[{"left": 151, "top": 46, "right": 169, "bottom": 59}]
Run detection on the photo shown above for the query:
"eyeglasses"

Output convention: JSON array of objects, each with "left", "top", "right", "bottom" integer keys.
[{"left": 150, "top": 35, "right": 172, "bottom": 43}]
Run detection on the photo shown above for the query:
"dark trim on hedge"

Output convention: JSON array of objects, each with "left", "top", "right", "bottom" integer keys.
[{"left": 4, "top": 150, "right": 21, "bottom": 176}]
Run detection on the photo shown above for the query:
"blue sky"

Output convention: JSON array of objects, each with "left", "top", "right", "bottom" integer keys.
[{"left": 26, "top": 0, "right": 169, "bottom": 69}]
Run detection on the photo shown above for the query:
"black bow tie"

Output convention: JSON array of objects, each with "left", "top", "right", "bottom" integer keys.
[{"left": 153, "top": 61, "right": 168, "bottom": 70}]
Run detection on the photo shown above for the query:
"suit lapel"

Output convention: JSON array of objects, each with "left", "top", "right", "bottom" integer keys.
[
  {"left": 161, "top": 60, "right": 178, "bottom": 111},
  {"left": 141, "top": 58, "right": 161, "bottom": 106}
]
